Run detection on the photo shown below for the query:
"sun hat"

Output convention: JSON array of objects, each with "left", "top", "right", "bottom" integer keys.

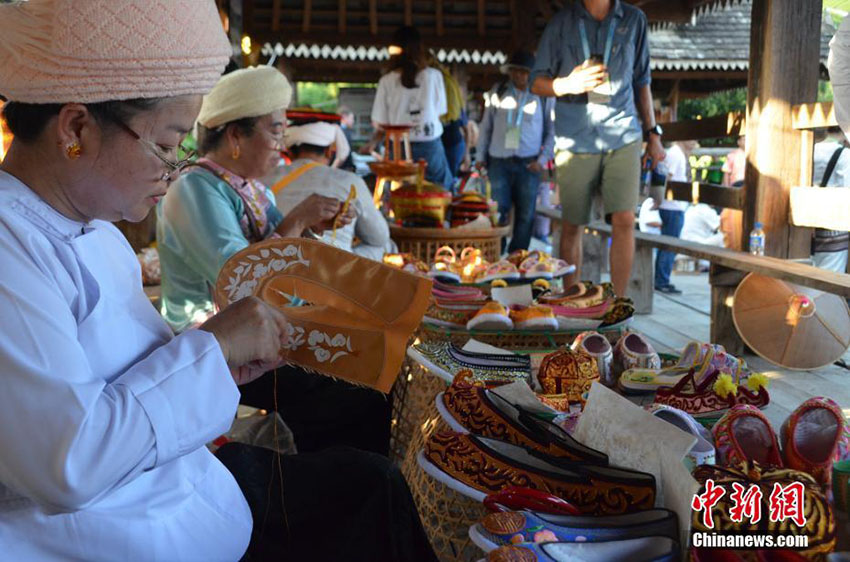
[
  {"left": 0, "top": 0, "right": 232, "bottom": 103},
  {"left": 197, "top": 66, "right": 293, "bottom": 129},
  {"left": 500, "top": 51, "right": 536, "bottom": 74}
]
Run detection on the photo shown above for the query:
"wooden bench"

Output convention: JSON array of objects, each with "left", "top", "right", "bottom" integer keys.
[{"left": 537, "top": 206, "right": 850, "bottom": 355}]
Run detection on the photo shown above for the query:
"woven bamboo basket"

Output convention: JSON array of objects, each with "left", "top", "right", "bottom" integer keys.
[
  {"left": 399, "top": 368, "right": 487, "bottom": 562},
  {"left": 389, "top": 224, "right": 511, "bottom": 265}
]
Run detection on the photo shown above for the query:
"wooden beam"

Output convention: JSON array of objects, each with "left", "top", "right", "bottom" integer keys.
[
  {"left": 369, "top": 0, "right": 377, "bottom": 35},
  {"left": 661, "top": 112, "right": 746, "bottom": 142},
  {"left": 743, "top": 0, "right": 822, "bottom": 259},
  {"left": 435, "top": 0, "right": 444, "bottom": 36},
  {"left": 404, "top": 0, "right": 413, "bottom": 26},
  {"left": 478, "top": 0, "right": 486, "bottom": 36},
  {"left": 792, "top": 102, "right": 837, "bottom": 130},
  {"left": 271, "top": 0, "right": 281, "bottom": 32},
  {"left": 338, "top": 0, "right": 346, "bottom": 34},
  {"left": 302, "top": 0, "right": 312, "bottom": 33}
]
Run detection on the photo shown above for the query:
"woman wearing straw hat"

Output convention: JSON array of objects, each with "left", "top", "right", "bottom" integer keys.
[{"left": 0, "top": 1, "right": 435, "bottom": 560}]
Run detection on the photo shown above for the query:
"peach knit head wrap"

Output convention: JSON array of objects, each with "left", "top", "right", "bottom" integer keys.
[{"left": 0, "top": 0, "right": 232, "bottom": 103}]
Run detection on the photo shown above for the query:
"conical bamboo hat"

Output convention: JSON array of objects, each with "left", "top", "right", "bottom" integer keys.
[{"left": 732, "top": 273, "right": 850, "bottom": 370}]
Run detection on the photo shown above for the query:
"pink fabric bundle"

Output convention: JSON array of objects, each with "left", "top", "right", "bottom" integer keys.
[{"left": 0, "top": 0, "right": 232, "bottom": 103}]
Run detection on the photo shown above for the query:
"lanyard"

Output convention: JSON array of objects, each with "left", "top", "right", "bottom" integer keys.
[
  {"left": 505, "top": 86, "right": 529, "bottom": 129},
  {"left": 579, "top": 15, "right": 619, "bottom": 67}
]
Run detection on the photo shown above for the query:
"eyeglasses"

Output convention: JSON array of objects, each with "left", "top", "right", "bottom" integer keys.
[{"left": 115, "top": 120, "right": 196, "bottom": 182}]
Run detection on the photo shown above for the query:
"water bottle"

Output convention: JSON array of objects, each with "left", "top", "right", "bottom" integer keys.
[{"left": 749, "top": 222, "right": 765, "bottom": 256}]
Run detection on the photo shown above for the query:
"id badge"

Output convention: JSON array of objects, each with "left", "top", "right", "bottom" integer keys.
[
  {"left": 587, "top": 78, "right": 612, "bottom": 105},
  {"left": 504, "top": 126, "right": 521, "bottom": 150}
]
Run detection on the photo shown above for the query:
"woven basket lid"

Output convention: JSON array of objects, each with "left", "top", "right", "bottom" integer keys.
[{"left": 732, "top": 273, "right": 850, "bottom": 370}]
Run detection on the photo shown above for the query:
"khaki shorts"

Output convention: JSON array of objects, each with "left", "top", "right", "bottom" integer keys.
[{"left": 555, "top": 140, "right": 642, "bottom": 226}]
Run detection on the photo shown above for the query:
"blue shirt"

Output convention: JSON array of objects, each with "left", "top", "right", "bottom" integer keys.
[
  {"left": 477, "top": 82, "right": 556, "bottom": 166},
  {"left": 531, "top": 0, "right": 651, "bottom": 154}
]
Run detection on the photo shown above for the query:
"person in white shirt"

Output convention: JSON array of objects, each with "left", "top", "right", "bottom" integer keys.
[
  {"left": 654, "top": 140, "right": 696, "bottom": 294},
  {"left": 370, "top": 25, "right": 454, "bottom": 188},
  {"left": 638, "top": 197, "right": 662, "bottom": 236},
  {"left": 265, "top": 121, "right": 392, "bottom": 260},
  {"left": 810, "top": 128, "right": 850, "bottom": 273},
  {"left": 681, "top": 203, "right": 723, "bottom": 270}
]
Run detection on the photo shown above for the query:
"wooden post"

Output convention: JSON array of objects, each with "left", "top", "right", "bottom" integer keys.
[
  {"left": 628, "top": 244, "right": 654, "bottom": 315},
  {"left": 271, "top": 0, "right": 281, "bottom": 32},
  {"left": 404, "top": 0, "right": 413, "bottom": 26},
  {"left": 742, "top": 0, "right": 821, "bottom": 259},
  {"left": 435, "top": 0, "right": 444, "bottom": 36},
  {"left": 302, "top": 0, "right": 312, "bottom": 33},
  {"left": 477, "top": 0, "right": 486, "bottom": 37},
  {"left": 709, "top": 265, "right": 746, "bottom": 356},
  {"left": 669, "top": 79, "right": 680, "bottom": 122},
  {"left": 369, "top": 0, "right": 378, "bottom": 35},
  {"left": 338, "top": 0, "right": 346, "bottom": 34}
]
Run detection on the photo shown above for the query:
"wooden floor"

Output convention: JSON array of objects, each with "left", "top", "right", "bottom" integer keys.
[{"left": 630, "top": 271, "right": 850, "bottom": 429}]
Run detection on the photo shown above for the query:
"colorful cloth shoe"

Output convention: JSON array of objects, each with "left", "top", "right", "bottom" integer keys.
[
  {"left": 419, "top": 432, "right": 656, "bottom": 514},
  {"left": 509, "top": 305, "right": 558, "bottom": 331},
  {"left": 541, "top": 283, "right": 606, "bottom": 309},
  {"left": 620, "top": 341, "right": 717, "bottom": 393},
  {"left": 599, "top": 296, "right": 635, "bottom": 327},
  {"left": 382, "top": 252, "right": 429, "bottom": 275},
  {"left": 424, "top": 299, "right": 482, "bottom": 328},
  {"left": 571, "top": 331, "right": 615, "bottom": 387},
  {"left": 438, "top": 382, "right": 608, "bottom": 462},
  {"left": 780, "top": 396, "right": 850, "bottom": 486},
  {"left": 468, "top": 301, "right": 515, "bottom": 331},
  {"left": 656, "top": 370, "right": 770, "bottom": 420},
  {"left": 478, "top": 260, "right": 522, "bottom": 283},
  {"left": 646, "top": 403, "right": 715, "bottom": 470},
  {"left": 613, "top": 332, "right": 661, "bottom": 379},
  {"left": 519, "top": 255, "right": 575, "bottom": 280},
  {"left": 506, "top": 249, "right": 530, "bottom": 267},
  {"left": 692, "top": 463, "right": 835, "bottom": 558},
  {"left": 469, "top": 508, "right": 679, "bottom": 553},
  {"left": 712, "top": 404, "right": 783, "bottom": 468},
  {"left": 537, "top": 349, "right": 600, "bottom": 406},
  {"left": 485, "top": 536, "right": 679, "bottom": 562},
  {"left": 407, "top": 341, "right": 530, "bottom": 385}
]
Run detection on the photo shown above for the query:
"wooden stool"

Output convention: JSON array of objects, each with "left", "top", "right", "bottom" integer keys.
[{"left": 370, "top": 124, "right": 421, "bottom": 208}]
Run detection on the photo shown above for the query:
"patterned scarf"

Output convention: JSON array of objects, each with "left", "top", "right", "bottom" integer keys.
[{"left": 192, "top": 157, "right": 278, "bottom": 243}]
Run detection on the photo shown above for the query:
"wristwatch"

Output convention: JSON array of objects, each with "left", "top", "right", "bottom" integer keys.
[{"left": 643, "top": 124, "right": 663, "bottom": 141}]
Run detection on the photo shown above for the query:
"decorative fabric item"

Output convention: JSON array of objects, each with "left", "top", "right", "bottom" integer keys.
[
  {"left": 420, "top": 431, "right": 656, "bottom": 515},
  {"left": 214, "top": 238, "right": 432, "bottom": 392},
  {"left": 781, "top": 396, "right": 850, "bottom": 487},
  {"left": 406, "top": 341, "right": 530, "bottom": 385},
  {"left": 509, "top": 305, "right": 558, "bottom": 331},
  {"left": 470, "top": 508, "right": 679, "bottom": 553},
  {"left": 537, "top": 349, "right": 600, "bottom": 405},
  {"left": 712, "top": 404, "right": 783, "bottom": 468},
  {"left": 571, "top": 331, "right": 615, "bottom": 387},
  {"left": 484, "top": 536, "right": 679, "bottom": 562},
  {"left": 691, "top": 463, "right": 835, "bottom": 558},
  {"left": 613, "top": 332, "right": 661, "bottom": 378},
  {"left": 197, "top": 66, "right": 293, "bottom": 129},
  {"left": 655, "top": 369, "right": 769, "bottom": 420},
  {"left": 468, "top": 301, "right": 515, "bottom": 331},
  {"left": 191, "top": 158, "right": 278, "bottom": 243},
  {"left": 647, "top": 403, "right": 716, "bottom": 470},
  {"left": 0, "top": 0, "right": 231, "bottom": 103},
  {"left": 438, "top": 382, "right": 608, "bottom": 462}
]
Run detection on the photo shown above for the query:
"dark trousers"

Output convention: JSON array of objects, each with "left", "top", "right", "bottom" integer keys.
[
  {"left": 489, "top": 156, "right": 542, "bottom": 252},
  {"left": 217, "top": 442, "right": 438, "bottom": 562},
  {"left": 238, "top": 365, "right": 392, "bottom": 457},
  {"left": 655, "top": 208, "right": 685, "bottom": 288}
]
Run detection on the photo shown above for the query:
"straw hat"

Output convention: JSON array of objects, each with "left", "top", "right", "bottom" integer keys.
[
  {"left": 0, "top": 0, "right": 232, "bottom": 103},
  {"left": 732, "top": 273, "right": 850, "bottom": 370}
]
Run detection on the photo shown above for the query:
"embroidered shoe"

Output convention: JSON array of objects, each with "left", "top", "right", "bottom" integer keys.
[
  {"left": 469, "top": 508, "right": 678, "bottom": 553},
  {"left": 419, "top": 431, "right": 656, "bottom": 515},
  {"left": 599, "top": 297, "right": 635, "bottom": 327},
  {"left": 468, "top": 301, "right": 515, "bottom": 331},
  {"left": 485, "top": 537, "right": 679, "bottom": 562},
  {"left": 424, "top": 299, "right": 482, "bottom": 328},
  {"left": 613, "top": 332, "right": 661, "bottom": 379},
  {"left": 509, "top": 305, "right": 558, "bottom": 331},
  {"left": 712, "top": 404, "right": 782, "bottom": 468},
  {"left": 541, "top": 283, "right": 606, "bottom": 309},
  {"left": 478, "top": 261, "right": 522, "bottom": 283},
  {"left": 506, "top": 249, "right": 530, "bottom": 267},
  {"left": 437, "top": 382, "right": 608, "bottom": 462},
  {"left": 571, "top": 331, "right": 615, "bottom": 387},
  {"left": 519, "top": 255, "right": 576, "bottom": 280},
  {"left": 646, "top": 403, "right": 715, "bottom": 470},
  {"left": 215, "top": 238, "right": 432, "bottom": 392},
  {"left": 619, "top": 341, "right": 716, "bottom": 393},
  {"left": 655, "top": 369, "right": 770, "bottom": 420},
  {"left": 407, "top": 341, "right": 531, "bottom": 385},
  {"left": 537, "top": 349, "right": 600, "bottom": 405},
  {"left": 780, "top": 397, "right": 850, "bottom": 486}
]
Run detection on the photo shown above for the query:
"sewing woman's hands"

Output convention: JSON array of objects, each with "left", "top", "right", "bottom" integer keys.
[{"left": 199, "top": 296, "right": 290, "bottom": 385}]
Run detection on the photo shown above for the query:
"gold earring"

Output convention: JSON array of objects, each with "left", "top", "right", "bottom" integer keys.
[
  {"left": 66, "top": 142, "right": 82, "bottom": 160},
  {"left": 232, "top": 144, "right": 241, "bottom": 160}
]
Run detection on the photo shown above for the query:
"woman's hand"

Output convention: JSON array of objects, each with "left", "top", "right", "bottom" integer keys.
[
  {"left": 199, "top": 296, "right": 290, "bottom": 385},
  {"left": 315, "top": 203, "right": 356, "bottom": 233},
  {"left": 276, "top": 194, "right": 343, "bottom": 237}
]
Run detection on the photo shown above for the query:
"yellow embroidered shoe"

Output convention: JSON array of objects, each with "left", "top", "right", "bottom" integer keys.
[
  {"left": 509, "top": 305, "right": 558, "bottom": 331},
  {"left": 467, "top": 301, "right": 514, "bottom": 331},
  {"left": 215, "top": 238, "right": 432, "bottom": 392}
]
